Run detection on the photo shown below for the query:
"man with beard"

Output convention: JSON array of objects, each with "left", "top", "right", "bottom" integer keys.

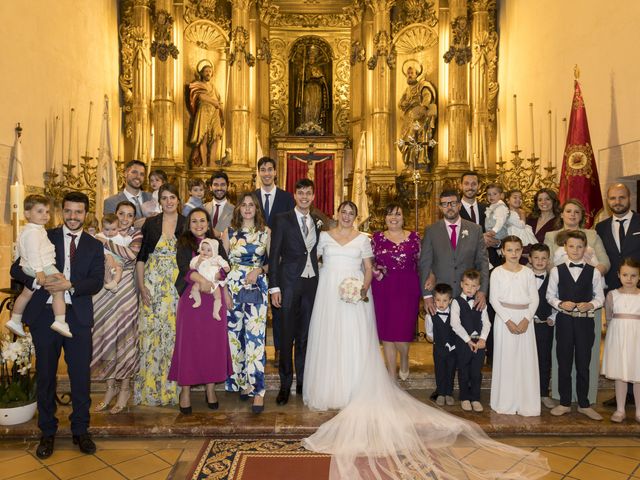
[
  {"left": 11, "top": 191, "right": 104, "bottom": 459},
  {"left": 596, "top": 183, "right": 640, "bottom": 407},
  {"left": 204, "top": 170, "right": 234, "bottom": 239},
  {"left": 103, "top": 160, "right": 152, "bottom": 219}
]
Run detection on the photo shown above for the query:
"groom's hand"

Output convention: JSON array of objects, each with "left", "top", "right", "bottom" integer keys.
[
  {"left": 271, "top": 292, "right": 282, "bottom": 308},
  {"left": 423, "top": 297, "right": 436, "bottom": 316}
]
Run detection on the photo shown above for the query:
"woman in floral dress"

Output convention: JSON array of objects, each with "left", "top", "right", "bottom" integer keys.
[
  {"left": 134, "top": 184, "right": 185, "bottom": 406},
  {"left": 222, "top": 192, "right": 270, "bottom": 414}
]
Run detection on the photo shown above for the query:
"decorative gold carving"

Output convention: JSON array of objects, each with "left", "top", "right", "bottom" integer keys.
[
  {"left": 228, "top": 26, "right": 255, "bottom": 67},
  {"left": 269, "top": 38, "right": 288, "bottom": 136},
  {"left": 365, "top": 0, "right": 396, "bottom": 15},
  {"left": 258, "top": 0, "right": 279, "bottom": 24},
  {"left": 184, "top": 0, "right": 231, "bottom": 33},
  {"left": 270, "top": 13, "right": 351, "bottom": 28},
  {"left": 151, "top": 9, "right": 179, "bottom": 61},
  {"left": 473, "top": 29, "right": 499, "bottom": 125},
  {"left": 366, "top": 181, "right": 398, "bottom": 232},
  {"left": 256, "top": 37, "right": 272, "bottom": 64},
  {"left": 443, "top": 16, "right": 472, "bottom": 65},
  {"left": 391, "top": 0, "right": 437, "bottom": 36},
  {"left": 367, "top": 31, "right": 396, "bottom": 70},
  {"left": 392, "top": 24, "right": 438, "bottom": 55},
  {"left": 184, "top": 19, "right": 229, "bottom": 50},
  {"left": 119, "top": 3, "right": 148, "bottom": 139},
  {"left": 343, "top": 0, "right": 364, "bottom": 26},
  {"left": 471, "top": 0, "right": 496, "bottom": 13},
  {"left": 350, "top": 40, "right": 366, "bottom": 65}
]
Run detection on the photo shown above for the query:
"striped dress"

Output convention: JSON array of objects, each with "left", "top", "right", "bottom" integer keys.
[{"left": 91, "top": 226, "right": 143, "bottom": 381}]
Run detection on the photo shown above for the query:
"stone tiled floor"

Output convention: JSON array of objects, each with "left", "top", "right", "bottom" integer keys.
[{"left": 2, "top": 436, "right": 640, "bottom": 479}]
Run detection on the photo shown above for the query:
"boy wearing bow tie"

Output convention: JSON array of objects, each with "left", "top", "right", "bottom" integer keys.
[
  {"left": 546, "top": 230, "right": 605, "bottom": 420},
  {"left": 426, "top": 283, "right": 457, "bottom": 407},
  {"left": 529, "top": 243, "right": 557, "bottom": 410},
  {"left": 450, "top": 269, "right": 491, "bottom": 412}
]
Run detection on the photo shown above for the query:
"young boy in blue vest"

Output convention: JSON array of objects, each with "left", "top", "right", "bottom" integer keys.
[
  {"left": 426, "top": 283, "right": 457, "bottom": 407},
  {"left": 546, "top": 230, "right": 605, "bottom": 420},
  {"left": 450, "top": 269, "right": 491, "bottom": 413},
  {"left": 529, "top": 243, "right": 556, "bottom": 410}
]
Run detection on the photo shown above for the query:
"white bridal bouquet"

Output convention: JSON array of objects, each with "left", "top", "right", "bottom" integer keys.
[{"left": 338, "top": 277, "right": 369, "bottom": 304}]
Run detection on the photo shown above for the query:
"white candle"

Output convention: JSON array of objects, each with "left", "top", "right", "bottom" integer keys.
[
  {"left": 554, "top": 112, "right": 558, "bottom": 170},
  {"left": 529, "top": 102, "right": 535, "bottom": 156},
  {"left": 68, "top": 108, "right": 75, "bottom": 167},
  {"left": 467, "top": 130, "right": 472, "bottom": 168},
  {"left": 513, "top": 94, "right": 519, "bottom": 149},
  {"left": 481, "top": 124, "right": 488, "bottom": 171},
  {"left": 497, "top": 108, "right": 503, "bottom": 161},
  {"left": 547, "top": 110, "right": 552, "bottom": 168},
  {"left": 85, "top": 101, "right": 93, "bottom": 157},
  {"left": 134, "top": 122, "right": 141, "bottom": 160},
  {"left": 51, "top": 116, "right": 59, "bottom": 174},
  {"left": 117, "top": 107, "right": 122, "bottom": 161}
]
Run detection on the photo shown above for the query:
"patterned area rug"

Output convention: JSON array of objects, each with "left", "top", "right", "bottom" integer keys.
[{"left": 189, "top": 438, "right": 331, "bottom": 480}]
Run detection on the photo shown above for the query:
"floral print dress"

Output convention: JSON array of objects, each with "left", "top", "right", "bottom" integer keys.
[{"left": 225, "top": 227, "right": 269, "bottom": 397}]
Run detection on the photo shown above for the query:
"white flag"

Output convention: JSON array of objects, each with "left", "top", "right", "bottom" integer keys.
[
  {"left": 95, "top": 95, "right": 118, "bottom": 220},
  {"left": 352, "top": 131, "right": 369, "bottom": 227}
]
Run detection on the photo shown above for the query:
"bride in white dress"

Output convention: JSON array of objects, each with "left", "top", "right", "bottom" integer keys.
[{"left": 302, "top": 201, "right": 549, "bottom": 480}]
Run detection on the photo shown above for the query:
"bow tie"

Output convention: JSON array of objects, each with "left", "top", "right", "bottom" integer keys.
[
  {"left": 535, "top": 274, "right": 545, "bottom": 280},
  {"left": 437, "top": 310, "right": 449, "bottom": 316},
  {"left": 464, "top": 295, "right": 475, "bottom": 302},
  {"left": 569, "top": 263, "right": 584, "bottom": 269}
]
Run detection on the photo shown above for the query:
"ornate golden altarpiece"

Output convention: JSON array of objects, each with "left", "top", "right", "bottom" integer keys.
[{"left": 107, "top": 0, "right": 506, "bottom": 228}]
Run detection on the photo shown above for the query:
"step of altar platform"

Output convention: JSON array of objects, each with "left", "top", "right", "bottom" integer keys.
[{"left": 3, "top": 388, "right": 634, "bottom": 440}]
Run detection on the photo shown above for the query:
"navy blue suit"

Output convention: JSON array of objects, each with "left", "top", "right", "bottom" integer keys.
[
  {"left": 11, "top": 228, "right": 104, "bottom": 437},
  {"left": 595, "top": 212, "right": 640, "bottom": 292},
  {"left": 255, "top": 187, "right": 295, "bottom": 351}
]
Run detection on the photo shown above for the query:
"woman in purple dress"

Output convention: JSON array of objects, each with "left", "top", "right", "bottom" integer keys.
[
  {"left": 371, "top": 203, "right": 421, "bottom": 380},
  {"left": 526, "top": 188, "right": 561, "bottom": 243},
  {"left": 168, "top": 208, "right": 232, "bottom": 414}
]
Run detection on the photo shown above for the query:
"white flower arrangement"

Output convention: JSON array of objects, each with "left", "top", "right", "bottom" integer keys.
[
  {"left": 315, "top": 218, "right": 324, "bottom": 230},
  {"left": 0, "top": 331, "right": 36, "bottom": 407},
  {"left": 338, "top": 277, "right": 369, "bottom": 304},
  {"left": 461, "top": 229, "right": 469, "bottom": 239}
]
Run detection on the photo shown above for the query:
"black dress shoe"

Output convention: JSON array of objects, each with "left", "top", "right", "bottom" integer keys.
[
  {"left": 296, "top": 384, "right": 303, "bottom": 395},
  {"left": 36, "top": 436, "right": 55, "bottom": 459},
  {"left": 207, "top": 401, "right": 219, "bottom": 410},
  {"left": 276, "top": 388, "right": 290, "bottom": 406},
  {"left": 430, "top": 390, "right": 439, "bottom": 401},
  {"left": 72, "top": 434, "right": 96, "bottom": 454},
  {"left": 239, "top": 393, "right": 250, "bottom": 401},
  {"left": 179, "top": 406, "right": 192, "bottom": 415}
]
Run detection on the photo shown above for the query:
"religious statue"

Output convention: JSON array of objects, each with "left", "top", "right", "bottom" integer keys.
[
  {"left": 294, "top": 44, "right": 330, "bottom": 136},
  {"left": 398, "top": 62, "right": 437, "bottom": 168},
  {"left": 187, "top": 59, "right": 224, "bottom": 168}
]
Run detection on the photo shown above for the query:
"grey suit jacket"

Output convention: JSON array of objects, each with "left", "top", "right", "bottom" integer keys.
[
  {"left": 419, "top": 218, "right": 489, "bottom": 297},
  {"left": 103, "top": 190, "right": 153, "bottom": 218},
  {"left": 203, "top": 200, "right": 234, "bottom": 232}
]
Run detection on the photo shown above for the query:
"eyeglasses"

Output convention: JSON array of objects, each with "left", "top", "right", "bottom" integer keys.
[{"left": 439, "top": 201, "right": 459, "bottom": 208}]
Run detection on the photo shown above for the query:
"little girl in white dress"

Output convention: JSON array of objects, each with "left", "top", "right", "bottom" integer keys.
[
  {"left": 189, "top": 238, "right": 230, "bottom": 320},
  {"left": 601, "top": 258, "right": 640, "bottom": 423},
  {"left": 505, "top": 189, "right": 538, "bottom": 246}
]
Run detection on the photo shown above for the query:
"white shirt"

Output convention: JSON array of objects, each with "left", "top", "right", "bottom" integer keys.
[
  {"left": 611, "top": 210, "right": 633, "bottom": 251},
  {"left": 260, "top": 187, "right": 276, "bottom": 215},
  {"left": 443, "top": 217, "right": 462, "bottom": 242},
  {"left": 43, "top": 226, "right": 83, "bottom": 305},
  {"left": 425, "top": 308, "right": 451, "bottom": 339},
  {"left": 294, "top": 207, "right": 312, "bottom": 236},
  {"left": 450, "top": 296, "right": 491, "bottom": 343},
  {"left": 532, "top": 270, "right": 557, "bottom": 324},
  {"left": 461, "top": 199, "right": 480, "bottom": 225},
  {"left": 546, "top": 260, "right": 605, "bottom": 311},
  {"left": 19, "top": 223, "right": 56, "bottom": 272}
]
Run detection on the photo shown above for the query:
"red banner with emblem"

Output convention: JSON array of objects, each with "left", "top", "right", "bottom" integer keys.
[{"left": 558, "top": 79, "right": 603, "bottom": 228}]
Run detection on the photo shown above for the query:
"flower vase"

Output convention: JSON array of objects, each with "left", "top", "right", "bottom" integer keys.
[{"left": 0, "top": 402, "right": 37, "bottom": 426}]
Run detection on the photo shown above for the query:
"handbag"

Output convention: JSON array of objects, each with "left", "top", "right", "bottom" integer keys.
[{"left": 236, "top": 284, "right": 262, "bottom": 304}]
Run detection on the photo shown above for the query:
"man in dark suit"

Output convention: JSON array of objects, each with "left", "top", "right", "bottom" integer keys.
[
  {"left": 269, "top": 178, "right": 320, "bottom": 405},
  {"left": 596, "top": 183, "right": 640, "bottom": 406},
  {"left": 103, "top": 160, "right": 152, "bottom": 219},
  {"left": 419, "top": 189, "right": 490, "bottom": 316},
  {"left": 11, "top": 192, "right": 104, "bottom": 459},
  {"left": 254, "top": 157, "right": 295, "bottom": 366}
]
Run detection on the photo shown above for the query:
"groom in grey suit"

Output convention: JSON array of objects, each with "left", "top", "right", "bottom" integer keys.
[
  {"left": 419, "top": 189, "right": 489, "bottom": 316},
  {"left": 103, "top": 160, "right": 153, "bottom": 218}
]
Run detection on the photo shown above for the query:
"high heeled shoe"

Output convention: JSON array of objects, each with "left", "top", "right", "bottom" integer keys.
[
  {"left": 206, "top": 391, "right": 219, "bottom": 410},
  {"left": 95, "top": 383, "right": 119, "bottom": 412},
  {"left": 398, "top": 369, "right": 410, "bottom": 381},
  {"left": 179, "top": 405, "right": 192, "bottom": 415},
  {"left": 110, "top": 388, "right": 130, "bottom": 414},
  {"left": 252, "top": 396, "right": 264, "bottom": 414}
]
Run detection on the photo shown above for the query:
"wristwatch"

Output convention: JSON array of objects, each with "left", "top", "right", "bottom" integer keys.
[{"left": 68, "top": 284, "right": 75, "bottom": 296}]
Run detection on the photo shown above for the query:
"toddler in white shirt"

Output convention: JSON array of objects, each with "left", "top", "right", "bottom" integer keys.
[
  {"left": 7, "top": 195, "right": 72, "bottom": 338},
  {"left": 189, "top": 238, "right": 230, "bottom": 320},
  {"left": 484, "top": 183, "right": 510, "bottom": 241},
  {"left": 95, "top": 214, "right": 132, "bottom": 292}
]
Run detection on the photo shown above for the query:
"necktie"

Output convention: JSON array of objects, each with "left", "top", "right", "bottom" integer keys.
[
  {"left": 68, "top": 233, "right": 77, "bottom": 264},
  {"left": 212, "top": 204, "right": 221, "bottom": 227},
  {"left": 569, "top": 262, "right": 584, "bottom": 269},
  {"left": 132, "top": 195, "right": 142, "bottom": 217},
  {"left": 617, "top": 219, "right": 626, "bottom": 249},
  {"left": 302, "top": 215, "right": 309, "bottom": 237},
  {"left": 535, "top": 274, "right": 545, "bottom": 280},
  {"left": 470, "top": 205, "right": 477, "bottom": 223},
  {"left": 449, "top": 224, "right": 457, "bottom": 250},
  {"left": 264, "top": 194, "right": 271, "bottom": 222}
]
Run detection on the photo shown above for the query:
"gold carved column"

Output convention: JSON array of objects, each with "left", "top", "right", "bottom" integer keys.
[
  {"left": 151, "top": 0, "right": 178, "bottom": 169},
  {"left": 131, "top": 0, "right": 152, "bottom": 164},
  {"left": 228, "top": 0, "right": 253, "bottom": 175},
  {"left": 445, "top": 0, "right": 471, "bottom": 171}
]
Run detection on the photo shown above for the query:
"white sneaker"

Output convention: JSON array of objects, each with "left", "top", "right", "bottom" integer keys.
[
  {"left": 472, "top": 401, "right": 484, "bottom": 412},
  {"left": 51, "top": 320, "right": 73, "bottom": 338},
  {"left": 461, "top": 400, "right": 472, "bottom": 411},
  {"left": 6, "top": 319, "right": 26, "bottom": 337},
  {"left": 577, "top": 407, "right": 603, "bottom": 421},
  {"left": 445, "top": 395, "right": 455, "bottom": 406},
  {"left": 541, "top": 396, "right": 556, "bottom": 409},
  {"left": 436, "top": 395, "right": 445, "bottom": 406}
]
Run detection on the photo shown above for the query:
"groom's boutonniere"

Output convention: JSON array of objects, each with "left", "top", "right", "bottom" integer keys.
[
  {"left": 461, "top": 229, "right": 469, "bottom": 239},
  {"left": 315, "top": 218, "right": 324, "bottom": 230}
]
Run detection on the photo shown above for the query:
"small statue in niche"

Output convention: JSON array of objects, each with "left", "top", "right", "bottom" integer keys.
[
  {"left": 294, "top": 45, "right": 330, "bottom": 136},
  {"left": 398, "top": 62, "right": 437, "bottom": 168},
  {"left": 187, "top": 59, "right": 224, "bottom": 167}
]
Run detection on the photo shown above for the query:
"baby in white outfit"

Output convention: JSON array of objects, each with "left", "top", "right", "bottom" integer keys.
[
  {"left": 95, "top": 214, "right": 132, "bottom": 292},
  {"left": 189, "top": 238, "right": 230, "bottom": 320}
]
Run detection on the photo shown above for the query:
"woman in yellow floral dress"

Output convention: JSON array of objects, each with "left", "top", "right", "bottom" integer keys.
[
  {"left": 222, "top": 192, "right": 271, "bottom": 414},
  {"left": 134, "top": 184, "right": 186, "bottom": 406}
]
